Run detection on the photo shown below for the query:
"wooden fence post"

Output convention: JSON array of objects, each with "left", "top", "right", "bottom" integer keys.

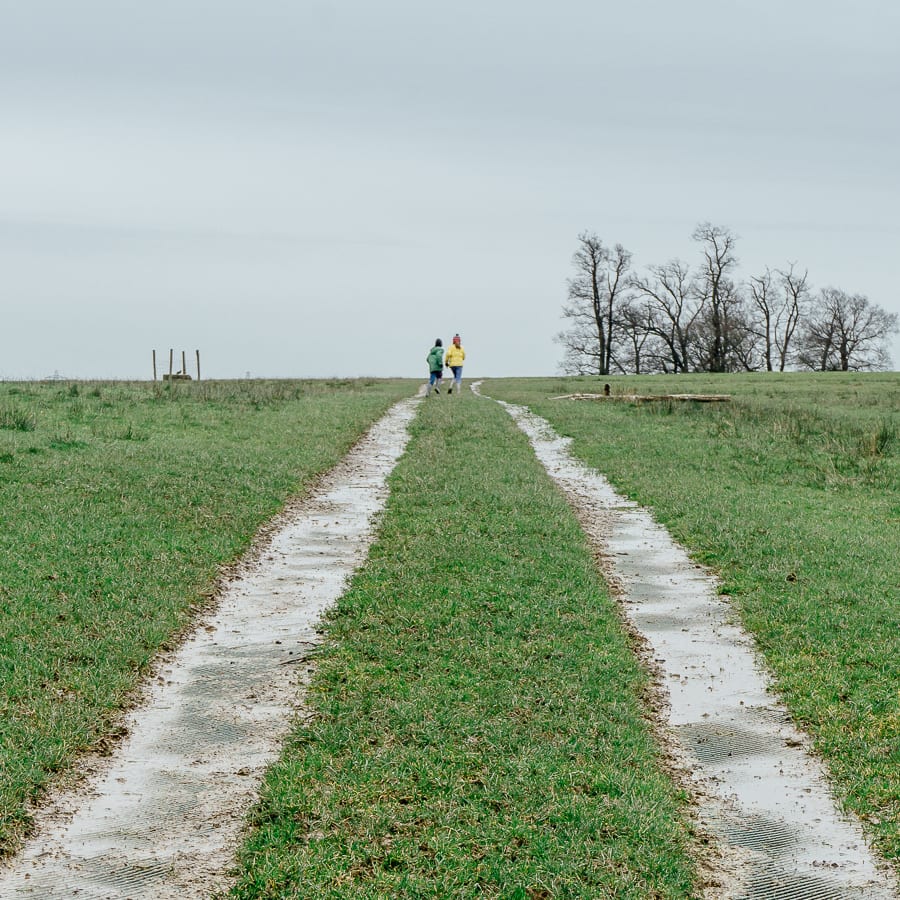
[
  {"left": 152, "top": 350, "right": 157, "bottom": 381},
  {"left": 196, "top": 350, "right": 201, "bottom": 381},
  {"left": 169, "top": 349, "right": 174, "bottom": 378}
]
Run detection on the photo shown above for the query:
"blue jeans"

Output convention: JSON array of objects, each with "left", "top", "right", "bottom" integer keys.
[
  {"left": 449, "top": 366, "right": 462, "bottom": 387},
  {"left": 429, "top": 370, "right": 443, "bottom": 387}
]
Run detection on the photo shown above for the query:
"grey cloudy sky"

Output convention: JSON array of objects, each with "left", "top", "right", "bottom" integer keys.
[{"left": 2, "top": 0, "right": 898, "bottom": 379}]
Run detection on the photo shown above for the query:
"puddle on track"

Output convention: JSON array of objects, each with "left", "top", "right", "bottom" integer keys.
[
  {"left": 486, "top": 389, "right": 898, "bottom": 900},
  {"left": 0, "top": 395, "right": 420, "bottom": 900}
]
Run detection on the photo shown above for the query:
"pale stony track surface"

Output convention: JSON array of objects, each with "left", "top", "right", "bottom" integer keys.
[
  {"left": 481, "top": 385, "right": 898, "bottom": 900},
  {"left": 0, "top": 395, "right": 420, "bottom": 900}
]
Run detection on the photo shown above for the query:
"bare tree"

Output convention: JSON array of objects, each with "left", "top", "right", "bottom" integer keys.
[
  {"left": 694, "top": 278, "right": 760, "bottom": 371},
  {"left": 614, "top": 299, "right": 655, "bottom": 375},
  {"left": 798, "top": 288, "right": 899, "bottom": 371},
  {"left": 556, "top": 326, "right": 603, "bottom": 375},
  {"left": 748, "top": 264, "right": 809, "bottom": 371},
  {"left": 557, "top": 220, "right": 896, "bottom": 376},
  {"left": 724, "top": 299, "right": 763, "bottom": 371},
  {"left": 748, "top": 269, "right": 777, "bottom": 370},
  {"left": 693, "top": 223, "right": 740, "bottom": 372},
  {"left": 557, "top": 233, "right": 631, "bottom": 376},
  {"left": 629, "top": 259, "right": 703, "bottom": 373},
  {"left": 775, "top": 265, "right": 810, "bottom": 371}
]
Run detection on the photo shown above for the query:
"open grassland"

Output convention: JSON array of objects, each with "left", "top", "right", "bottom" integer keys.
[
  {"left": 5, "top": 372, "right": 896, "bottom": 894},
  {"left": 0, "top": 378, "right": 413, "bottom": 854},
  {"left": 228, "top": 395, "right": 698, "bottom": 899},
  {"left": 484, "top": 372, "right": 900, "bottom": 867}
]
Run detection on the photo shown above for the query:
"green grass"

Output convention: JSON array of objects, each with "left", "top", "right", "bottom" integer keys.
[
  {"left": 228, "top": 395, "right": 698, "bottom": 899},
  {"left": 7, "top": 371, "right": 896, "bottom": 891},
  {"left": 0, "top": 378, "right": 413, "bottom": 855},
  {"left": 483, "top": 372, "right": 900, "bottom": 867}
]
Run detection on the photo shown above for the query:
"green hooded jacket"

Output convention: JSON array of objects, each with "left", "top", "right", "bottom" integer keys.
[{"left": 426, "top": 345, "right": 444, "bottom": 373}]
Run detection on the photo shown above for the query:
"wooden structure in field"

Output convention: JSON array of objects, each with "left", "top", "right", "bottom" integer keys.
[{"left": 152, "top": 349, "right": 201, "bottom": 381}]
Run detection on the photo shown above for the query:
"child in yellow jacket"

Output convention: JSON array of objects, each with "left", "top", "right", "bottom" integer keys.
[{"left": 445, "top": 334, "right": 465, "bottom": 395}]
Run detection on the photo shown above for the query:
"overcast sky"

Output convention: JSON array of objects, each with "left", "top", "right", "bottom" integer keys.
[{"left": 2, "top": 0, "right": 898, "bottom": 379}]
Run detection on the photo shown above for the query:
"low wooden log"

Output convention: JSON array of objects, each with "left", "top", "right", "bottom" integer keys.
[{"left": 551, "top": 392, "right": 731, "bottom": 403}]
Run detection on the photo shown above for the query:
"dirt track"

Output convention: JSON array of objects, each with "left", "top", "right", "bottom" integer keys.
[{"left": 0, "top": 396, "right": 420, "bottom": 900}]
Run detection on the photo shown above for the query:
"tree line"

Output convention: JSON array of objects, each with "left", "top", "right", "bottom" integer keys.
[{"left": 557, "top": 223, "right": 899, "bottom": 375}]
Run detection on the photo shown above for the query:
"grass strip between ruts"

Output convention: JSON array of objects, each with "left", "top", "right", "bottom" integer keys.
[
  {"left": 0, "top": 379, "right": 413, "bottom": 855},
  {"left": 228, "top": 394, "right": 698, "bottom": 899},
  {"left": 484, "top": 373, "right": 900, "bottom": 870}
]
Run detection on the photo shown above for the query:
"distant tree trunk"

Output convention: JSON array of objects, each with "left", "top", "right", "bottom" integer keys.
[
  {"left": 774, "top": 264, "right": 809, "bottom": 371},
  {"left": 615, "top": 300, "right": 654, "bottom": 375},
  {"left": 748, "top": 270, "right": 775, "bottom": 371},
  {"left": 602, "top": 244, "right": 632, "bottom": 375}
]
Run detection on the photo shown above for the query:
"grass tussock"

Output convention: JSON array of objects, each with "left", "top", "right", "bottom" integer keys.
[{"left": 0, "top": 406, "right": 36, "bottom": 432}]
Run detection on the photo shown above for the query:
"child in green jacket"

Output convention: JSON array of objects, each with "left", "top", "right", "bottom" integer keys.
[{"left": 426, "top": 339, "right": 444, "bottom": 396}]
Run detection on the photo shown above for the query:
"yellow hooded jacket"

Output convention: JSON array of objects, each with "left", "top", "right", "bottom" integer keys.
[{"left": 445, "top": 343, "right": 466, "bottom": 366}]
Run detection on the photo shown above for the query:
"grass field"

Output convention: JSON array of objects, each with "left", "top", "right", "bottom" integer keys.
[
  {"left": 2, "top": 372, "right": 898, "bottom": 895},
  {"left": 227, "top": 393, "right": 698, "bottom": 899},
  {"left": 0, "top": 378, "right": 412, "bottom": 855},
  {"left": 484, "top": 372, "right": 900, "bottom": 866}
]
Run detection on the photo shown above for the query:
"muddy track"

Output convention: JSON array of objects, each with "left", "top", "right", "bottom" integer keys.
[
  {"left": 0, "top": 396, "right": 420, "bottom": 900},
  {"left": 480, "top": 384, "right": 899, "bottom": 900}
]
